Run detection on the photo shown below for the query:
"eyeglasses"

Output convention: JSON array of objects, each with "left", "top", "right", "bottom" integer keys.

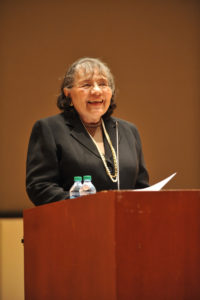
[{"left": 74, "top": 80, "right": 111, "bottom": 91}]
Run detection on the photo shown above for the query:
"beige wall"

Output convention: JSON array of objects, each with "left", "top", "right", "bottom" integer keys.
[
  {"left": 0, "top": 219, "right": 24, "bottom": 300},
  {"left": 0, "top": 0, "right": 199, "bottom": 214}
]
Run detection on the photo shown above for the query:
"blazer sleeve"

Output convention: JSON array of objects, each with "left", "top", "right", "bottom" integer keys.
[
  {"left": 132, "top": 126, "right": 149, "bottom": 189},
  {"left": 26, "top": 119, "right": 69, "bottom": 205}
]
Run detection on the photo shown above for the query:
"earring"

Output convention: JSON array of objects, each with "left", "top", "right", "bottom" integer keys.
[{"left": 67, "top": 96, "right": 73, "bottom": 107}]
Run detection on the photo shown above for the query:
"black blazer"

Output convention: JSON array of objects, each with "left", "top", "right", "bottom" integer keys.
[{"left": 26, "top": 112, "right": 149, "bottom": 205}]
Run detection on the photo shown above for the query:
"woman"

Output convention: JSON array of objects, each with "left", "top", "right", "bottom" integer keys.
[{"left": 26, "top": 57, "right": 149, "bottom": 205}]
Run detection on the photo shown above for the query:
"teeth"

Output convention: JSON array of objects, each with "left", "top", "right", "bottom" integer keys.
[{"left": 88, "top": 100, "right": 103, "bottom": 103}]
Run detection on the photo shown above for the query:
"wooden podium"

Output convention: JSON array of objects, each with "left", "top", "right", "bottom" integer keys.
[{"left": 23, "top": 190, "right": 200, "bottom": 300}]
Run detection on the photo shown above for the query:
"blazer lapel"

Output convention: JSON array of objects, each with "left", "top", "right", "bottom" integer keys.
[
  {"left": 64, "top": 112, "right": 101, "bottom": 158},
  {"left": 63, "top": 112, "right": 121, "bottom": 161},
  {"left": 103, "top": 117, "right": 122, "bottom": 163}
]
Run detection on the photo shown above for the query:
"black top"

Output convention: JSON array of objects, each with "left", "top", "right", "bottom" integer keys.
[{"left": 26, "top": 112, "right": 149, "bottom": 205}]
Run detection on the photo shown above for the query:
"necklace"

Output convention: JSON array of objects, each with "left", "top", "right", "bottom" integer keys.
[
  {"left": 82, "top": 118, "right": 118, "bottom": 183},
  {"left": 82, "top": 119, "right": 102, "bottom": 128},
  {"left": 82, "top": 119, "right": 102, "bottom": 137}
]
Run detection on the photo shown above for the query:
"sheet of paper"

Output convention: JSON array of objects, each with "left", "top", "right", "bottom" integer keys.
[{"left": 135, "top": 172, "right": 177, "bottom": 191}]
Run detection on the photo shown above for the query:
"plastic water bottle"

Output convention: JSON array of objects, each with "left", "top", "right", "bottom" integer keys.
[
  {"left": 79, "top": 175, "right": 96, "bottom": 196},
  {"left": 69, "top": 176, "right": 83, "bottom": 199}
]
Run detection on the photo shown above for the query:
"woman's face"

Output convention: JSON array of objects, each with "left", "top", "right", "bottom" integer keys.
[{"left": 64, "top": 68, "right": 112, "bottom": 123}]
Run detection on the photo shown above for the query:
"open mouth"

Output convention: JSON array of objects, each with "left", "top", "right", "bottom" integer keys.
[{"left": 87, "top": 100, "right": 103, "bottom": 104}]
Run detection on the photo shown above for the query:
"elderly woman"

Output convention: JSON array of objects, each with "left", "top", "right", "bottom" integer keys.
[{"left": 26, "top": 57, "right": 149, "bottom": 205}]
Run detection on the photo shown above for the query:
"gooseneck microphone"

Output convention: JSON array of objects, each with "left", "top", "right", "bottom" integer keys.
[{"left": 116, "top": 121, "right": 120, "bottom": 190}]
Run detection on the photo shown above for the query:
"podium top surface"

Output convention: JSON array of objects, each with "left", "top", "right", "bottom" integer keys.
[{"left": 23, "top": 189, "right": 200, "bottom": 215}]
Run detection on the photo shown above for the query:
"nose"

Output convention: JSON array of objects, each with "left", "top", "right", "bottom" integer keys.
[{"left": 91, "top": 82, "right": 101, "bottom": 94}]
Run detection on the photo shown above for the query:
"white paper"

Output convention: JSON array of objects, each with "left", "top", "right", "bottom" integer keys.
[{"left": 135, "top": 172, "right": 177, "bottom": 191}]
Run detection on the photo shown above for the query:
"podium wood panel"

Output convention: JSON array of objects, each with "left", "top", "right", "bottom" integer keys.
[
  {"left": 24, "top": 192, "right": 117, "bottom": 300},
  {"left": 23, "top": 190, "right": 200, "bottom": 300}
]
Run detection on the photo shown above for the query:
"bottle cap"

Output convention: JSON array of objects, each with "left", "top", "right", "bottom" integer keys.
[
  {"left": 83, "top": 175, "right": 92, "bottom": 181},
  {"left": 74, "top": 176, "right": 82, "bottom": 181}
]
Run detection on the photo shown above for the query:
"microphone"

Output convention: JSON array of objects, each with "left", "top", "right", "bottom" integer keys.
[{"left": 116, "top": 121, "right": 120, "bottom": 190}]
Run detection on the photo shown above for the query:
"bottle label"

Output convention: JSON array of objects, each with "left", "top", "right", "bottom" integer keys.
[{"left": 82, "top": 185, "right": 90, "bottom": 191}]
